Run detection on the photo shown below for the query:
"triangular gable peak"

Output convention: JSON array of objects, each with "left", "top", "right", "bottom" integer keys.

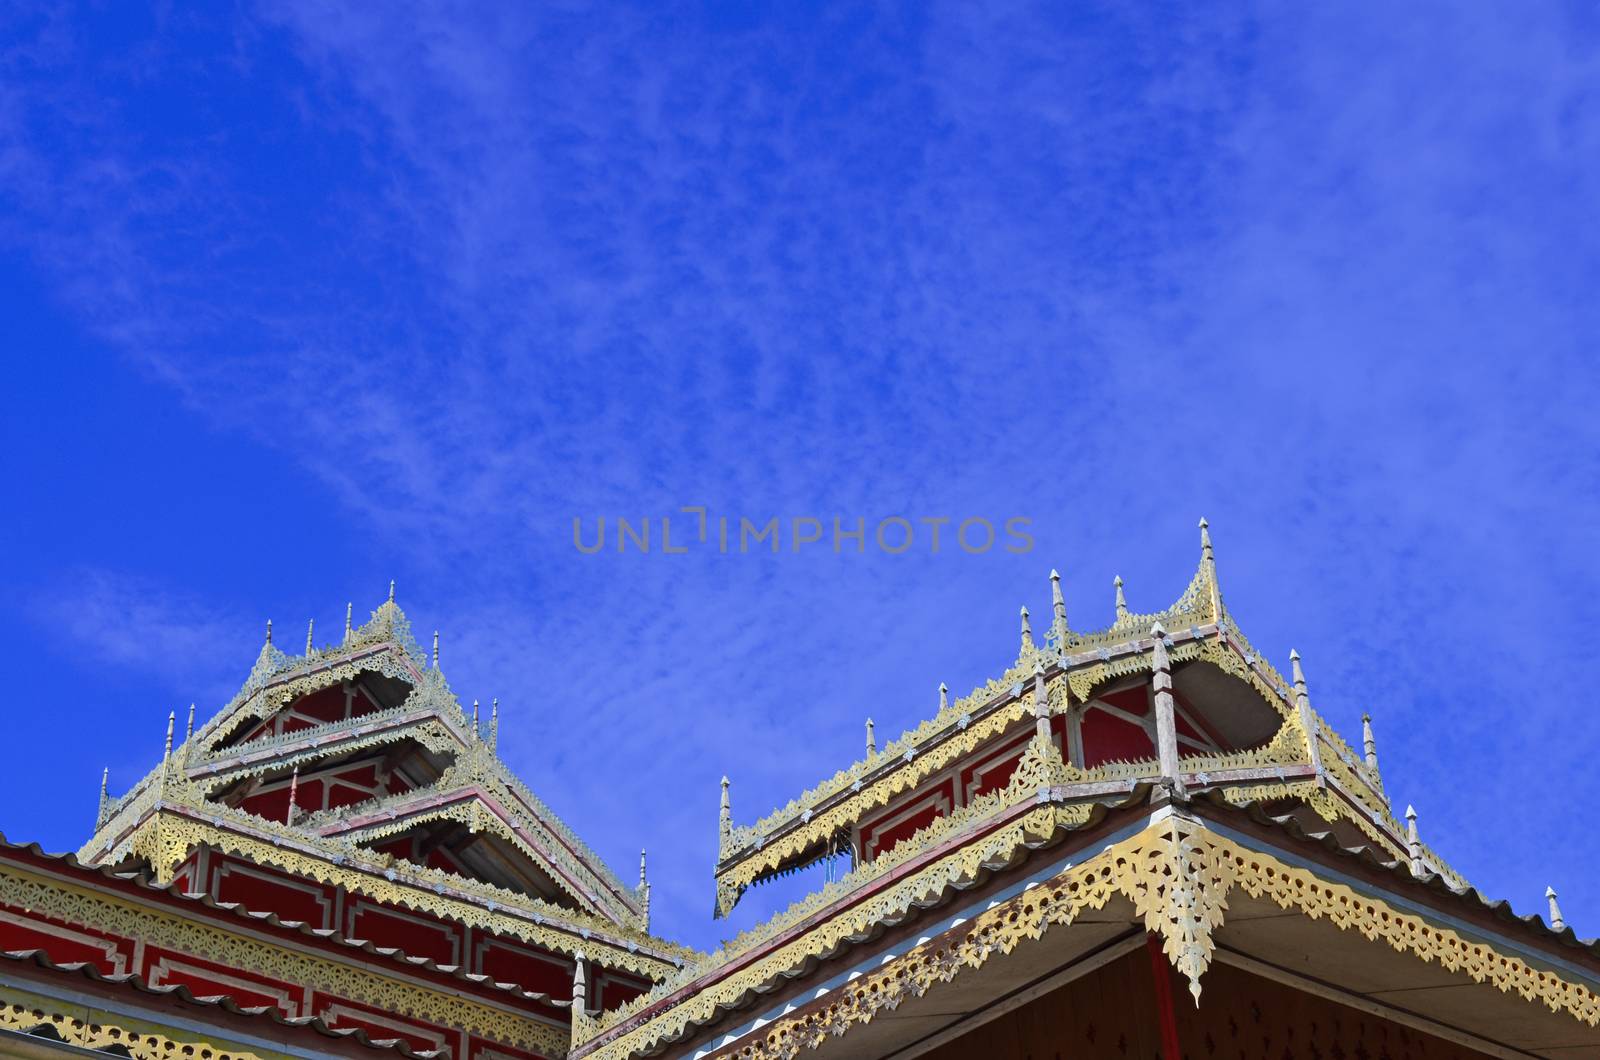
[
  {"left": 711, "top": 521, "right": 1449, "bottom": 917},
  {"left": 83, "top": 589, "right": 663, "bottom": 950}
]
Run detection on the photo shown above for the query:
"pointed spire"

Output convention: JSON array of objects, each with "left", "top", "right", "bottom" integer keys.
[
  {"left": 1362, "top": 712, "right": 1378, "bottom": 772},
  {"left": 431, "top": 630, "right": 439, "bottom": 668},
  {"left": 286, "top": 766, "right": 300, "bottom": 825},
  {"left": 1547, "top": 886, "right": 1566, "bottom": 932},
  {"left": 1198, "top": 517, "right": 1223, "bottom": 621},
  {"left": 1114, "top": 575, "right": 1128, "bottom": 620},
  {"left": 865, "top": 717, "right": 876, "bottom": 757},
  {"left": 1019, "top": 605, "right": 1033, "bottom": 652},
  {"left": 344, "top": 602, "right": 353, "bottom": 642},
  {"left": 185, "top": 703, "right": 195, "bottom": 741},
  {"left": 472, "top": 699, "right": 480, "bottom": 735},
  {"left": 640, "top": 848, "right": 648, "bottom": 889},
  {"left": 388, "top": 579, "right": 396, "bottom": 603},
  {"left": 489, "top": 697, "right": 499, "bottom": 751},
  {"left": 939, "top": 682, "right": 949, "bottom": 711},
  {"left": 265, "top": 618, "right": 273, "bottom": 645},
  {"left": 1405, "top": 804, "right": 1423, "bottom": 876},
  {"left": 1049, "top": 568, "right": 1068, "bottom": 638},
  {"left": 100, "top": 766, "right": 109, "bottom": 800},
  {"left": 306, "top": 618, "right": 315, "bottom": 655},
  {"left": 1288, "top": 649, "right": 1326, "bottom": 783},
  {"left": 97, "top": 766, "right": 110, "bottom": 825},
  {"left": 719, "top": 775, "right": 731, "bottom": 836},
  {"left": 162, "top": 711, "right": 175, "bottom": 761}
]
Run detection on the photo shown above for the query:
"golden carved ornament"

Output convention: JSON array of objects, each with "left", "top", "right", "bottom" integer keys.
[
  {"left": 586, "top": 738, "right": 1095, "bottom": 1048},
  {"left": 0, "top": 867, "right": 569, "bottom": 1057},
  {"left": 112, "top": 812, "right": 684, "bottom": 981},
  {"left": 1, "top": 986, "right": 271, "bottom": 1060},
  {"left": 598, "top": 814, "right": 1598, "bottom": 1060}
]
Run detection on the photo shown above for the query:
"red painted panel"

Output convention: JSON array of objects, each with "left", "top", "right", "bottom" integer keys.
[
  {"left": 348, "top": 902, "right": 459, "bottom": 965},
  {"left": 372, "top": 837, "right": 411, "bottom": 859},
  {"left": 425, "top": 847, "right": 463, "bottom": 874},
  {"left": 0, "top": 915, "right": 125, "bottom": 973},
  {"left": 477, "top": 939, "right": 573, "bottom": 998},
  {"left": 145, "top": 946, "right": 298, "bottom": 1015},
  {"left": 959, "top": 730, "right": 1027, "bottom": 800},
  {"left": 1081, "top": 708, "right": 1154, "bottom": 768},
  {"left": 860, "top": 778, "right": 955, "bottom": 860},
  {"left": 596, "top": 973, "right": 647, "bottom": 1010},
  {"left": 312, "top": 991, "right": 457, "bottom": 1054},
  {"left": 1101, "top": 687, "right": 1150, "bottom": 716},
  {"left": 212, "top": 859, "right": 334, "bottom": 927},
  {"left": 293, "top": 685, "right": 350, "bottom": 724}
]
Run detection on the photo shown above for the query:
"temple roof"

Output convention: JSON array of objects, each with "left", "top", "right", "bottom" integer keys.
[
  {"left": 576, "top": 789, "right": 1600, "bottom": 1060},
  {"left": 711, "top": 521, "right": 1450, "bottom": 917},
  {"left": 81, "top": 589, "right": 696, "bottom": 978},
  {"left": 0, "top": 948, "right": 445, "bottom": 1058}
]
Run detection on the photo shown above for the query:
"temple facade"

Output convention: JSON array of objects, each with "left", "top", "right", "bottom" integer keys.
[{"left": 1, "top": 525, "right": 1596, "bottom": 1058}]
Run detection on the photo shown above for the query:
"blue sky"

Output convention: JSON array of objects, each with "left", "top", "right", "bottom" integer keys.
[{"left": 2, "top": 4, "right": 1598, "bottom": 951}]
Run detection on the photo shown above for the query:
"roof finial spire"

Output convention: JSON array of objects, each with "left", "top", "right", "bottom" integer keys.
[
  {"left": 306, "top": 618, "right": 315, "bottom": 655},
  {"left": 100, "top": 766, "right": 109, "bottom": 799},
  {"left": 185, "top": 703, "right": 195, "bottom": 741},
  {"left": 265, "top": 618, "right": 272, "bottom": 645},
  {"left": 1198, "top": 517, "right": 1222, "bottom": 620},
  {"left": 939, "top": 682, "right": 949, "bottom": 711},
  {"left": 1547, "top": 886, "right": 1566, "bottom": 932},
  {"left": 719, "top": 775, "right": 732, "bottom": 837},
  {"left": 162, "top": 711, "right": 175, "bottom": 761},
  {"left": 1019, "top": 605, "right": 1033, "bottom": 652},
  {"left": 1362, "top": 712, "right": 1378, "bottom": 772},
  {"left": 286, "top": 766, "right": 300, "bottom": 825},
  {"left": 1288, "top": 649, "right": 1327, "bottom": 782},
  {"left": 98, "top": 766, "right": 110, "bottom": 825},
  {"left": 1405, "top": 804, "right": 1423, "bottom": 876},
  {"left": 489, "top": 697, "right": 499, "bottom": 752},
  {"left": 1049, "top": 568, "right": 1068, "bottom": 640},
  {"left": 472, "top": 699, "right": 480, "bottom": 735},
  {"left": 865, "top": 718, "right": 876, "bottom": 757},
  {"left": 640, "top": 851, "right": 651, "bottom": 930},
  {"left": 388, "top": 579, "right": 396, "bottom": 602},
  {"left": 345, "top": 602, "right": 353, "bottom": 642},
  {"left": 431, "top": 630, "right": 439, "bottom": 668},
  {"left": 1114, "top": 575, "right": 1128, "bottom": 620}
]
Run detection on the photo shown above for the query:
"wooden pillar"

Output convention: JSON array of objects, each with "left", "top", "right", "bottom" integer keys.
[{"left": 1150, "top": 623, "right": 1185, "bottom": 799}]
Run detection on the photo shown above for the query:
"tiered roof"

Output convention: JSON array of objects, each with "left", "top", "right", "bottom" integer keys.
[
  {"left": 566, "top": 522, "right": 1571, "bottom": 1060},
  {"left": 710, "top": 520, "right": 1453, "bottom": 919},
  {"left": 82, "top": 589, "right": 695, "bottom": 981}
]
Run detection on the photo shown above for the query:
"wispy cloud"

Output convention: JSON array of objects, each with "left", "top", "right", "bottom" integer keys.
[
  {"left": 37, "top": 569, "right": 252, "bottom": 705},
  {"left": 3, "top": 2, "right": 1599, "bottom": 944}
]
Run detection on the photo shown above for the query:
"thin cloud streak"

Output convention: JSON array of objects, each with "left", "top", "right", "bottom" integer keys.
[{"left": 1, "top": 2, "right": 1597, "bottom": 945}]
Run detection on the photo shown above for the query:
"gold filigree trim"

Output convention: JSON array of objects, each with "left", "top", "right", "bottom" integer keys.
[
  {"left": 0, "top": 867, "right": 568, "bottom": 1056},
  {"left": 1, "top": 985, "right": 273, "bottom": 1060},
  {"left": 592, "top": 814, "right": 1598, "bottom": 1060},
  {"left": 586, "top": 740, "right": 1096, "bottom": 1048},
  {"left": 115, "top": 812, "right": 684, "bottom": 980}
]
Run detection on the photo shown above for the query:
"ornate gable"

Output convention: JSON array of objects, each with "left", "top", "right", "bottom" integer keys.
[{"left": 82, "top": 588, "right": 689, "bottom": 980}]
